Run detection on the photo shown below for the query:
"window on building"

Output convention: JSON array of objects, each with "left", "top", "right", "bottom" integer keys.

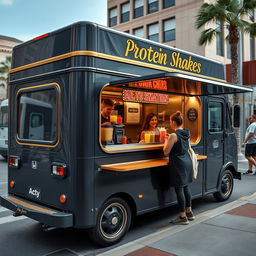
[
  {"left": 148, "top": 23, "right": 159, "bottom": 42},
  {"left": 249, "top": 10, "right": 255, "bottom": 22},
  {"left": 163, "top": 18, "right": 176, "bottom": 42},
  {"left": 225, "top": 24, "right": 231, "bottom": 59},
  {"left": 121, "top": 2, "right": 130, "bottom": 23},
  {"left": 109, "top": 7, "right": 117, "bottom": 27},
  {"left": 216, "top": 21, "right": 224, "bottom": 56},
  {"left": 133, "top": 27, "right": 144, "bottom": 38},
  {"left": 134, "top": 0, "right": 144, "bottom": 18},
  {"left": 163, "top": 0, "right": 175, "bottom": 9},
  {"left": 227, "top": 43, "right": 231, "bottom": 59},
  {"left": 148, "top": 0, "right": 158, "bottom": 14},
  {"left": 250, "top": 36, "right": 255, "bottom": 60}
]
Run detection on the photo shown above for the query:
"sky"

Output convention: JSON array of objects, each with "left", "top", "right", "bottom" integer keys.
[{"left": 0, "top": 0, "right": 107, "bottom": 42}]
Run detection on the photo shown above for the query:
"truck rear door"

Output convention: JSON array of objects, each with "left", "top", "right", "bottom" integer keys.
[{"left": 8, "top": 82, "right": 71, "bottom": 210}]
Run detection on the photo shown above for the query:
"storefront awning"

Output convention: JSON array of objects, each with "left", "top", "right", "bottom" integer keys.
[{"left": 109, "top": 72, "right": 253, "bottom": 96}]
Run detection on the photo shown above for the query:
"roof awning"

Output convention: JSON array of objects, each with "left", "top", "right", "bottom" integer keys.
[{"left": 109, "top": 72, "right": 253, "bottom": 96}]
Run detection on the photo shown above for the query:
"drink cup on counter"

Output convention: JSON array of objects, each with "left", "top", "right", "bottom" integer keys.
[
  {"left": 110, "top": 110, "right": 118, "bottom": 123},
  {"left": 155, "top": 130, "right": 160, "bottom": 142},
  {"left": 145, "top": 132, "right": 151, "bottom": 143},
  {"left": 121, "top": 136, "right": 127, "bottom": 144},
  {"left": 117, "top": 115, "right": 123, "bottom": 124},
  {"left": 150, "top": 131, "right": 155, "bottom": 143},
  {"left": 160, "top": 127, "right": 167, "bottom": 143}
]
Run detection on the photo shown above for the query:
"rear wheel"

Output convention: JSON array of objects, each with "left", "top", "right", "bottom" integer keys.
[
  {"left": 88, "top": 197, "right": 131, "bottom": 247},
  {"left": 213, "top": 170, "right": 233, "bottom": 202}
]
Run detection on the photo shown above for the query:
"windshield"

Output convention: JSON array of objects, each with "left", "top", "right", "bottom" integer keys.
[{"left": 0, "top": 106, "right": 8, "bottom": 127}]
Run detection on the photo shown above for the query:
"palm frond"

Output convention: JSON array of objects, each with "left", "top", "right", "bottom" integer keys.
[
  {"left": 195, "top": 3, "right": 217, "bottom": 29},
  {"left": 240, "top": 0, "right": 256, "bottom": 15},
  {"left": 242, "top": 20, "right": 256, "bottom": 36},
  {"left": 199, "top": 28, "right": 218, "bottom": 45}
]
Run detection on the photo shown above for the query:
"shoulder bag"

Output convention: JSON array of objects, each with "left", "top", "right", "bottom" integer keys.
[{"left": 188, "top": 141, "right": 198, "bottom": 179}]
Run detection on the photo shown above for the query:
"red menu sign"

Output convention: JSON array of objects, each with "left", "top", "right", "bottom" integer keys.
[
  {"left": 123, "top": 89, "right": 169, "bottom": 104},
  {"left": 128, "top": 79, "right": 167, "bottom": 91}
]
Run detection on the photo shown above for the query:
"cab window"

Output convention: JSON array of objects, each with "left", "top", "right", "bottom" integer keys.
[{"left": 208, "top": 102, "right": 223, "bottom": 133}]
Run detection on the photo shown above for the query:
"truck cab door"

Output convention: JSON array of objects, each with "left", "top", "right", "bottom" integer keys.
[{"left": 206, "top": 98, "right": 225, "bottom": 191}]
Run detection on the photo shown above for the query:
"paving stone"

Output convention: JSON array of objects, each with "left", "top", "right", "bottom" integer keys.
[
  {"left": 226, "top": 203, "right": 256, "bottom": 218},
  {"left": 44, "top": 248, "right": 78, "bottom": 256},
  {"left": 150, "top": 223, "right": 256, "bottom": 256},
  {"left": 203, "top": 214, "right": 256, "bottom": 233},
  {"left": 126, "top": 246, "right": 176, "bottom": 256}
]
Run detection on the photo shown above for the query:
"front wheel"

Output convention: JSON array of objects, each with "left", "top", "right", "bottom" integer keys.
[
  {"left": 88, "top": 197, "right": 131, "bottom": 247},
  {"left": 213, "top": 170, "right": 234, "bottom": 202}
]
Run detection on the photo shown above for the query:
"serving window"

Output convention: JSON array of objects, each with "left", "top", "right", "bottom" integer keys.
[
  {"left": 17, "top": 83, "right": 60, "bottom": 146},
  {"left": 100, "top": 77, "right": 201, "bottom": 153}
]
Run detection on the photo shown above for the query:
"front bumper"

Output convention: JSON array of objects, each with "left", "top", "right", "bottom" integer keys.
[{"left": 0, "top": 195, "right": 73, "bottom": 228}]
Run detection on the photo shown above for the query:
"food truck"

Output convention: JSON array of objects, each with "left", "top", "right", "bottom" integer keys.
[{"left": 0, "top": 22, "right": 252, "bottom": 246}]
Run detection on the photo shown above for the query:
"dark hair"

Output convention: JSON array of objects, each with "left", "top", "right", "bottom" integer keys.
[
  {"left": 141, "top": 113, "right": 158, "bottom": 132},
  {"left": 251, "top": 115, "right": 256, "bottom": 120},
  {"left": 170, "top": 111, "right": 183, "bottom": 126},
  {"left": 102, "top": 98, "right": 114, "bottom": 107}
]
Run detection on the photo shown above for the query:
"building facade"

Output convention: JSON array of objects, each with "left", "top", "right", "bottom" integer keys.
[
  {"left": 107, "top": 0, "right": 256, "bottom": 65},
  {"left": 0, "top": 35, "right": 22, "bottom": 101},
  {"left": 107, "top": 0, "right": 256, "bottom": 150}
]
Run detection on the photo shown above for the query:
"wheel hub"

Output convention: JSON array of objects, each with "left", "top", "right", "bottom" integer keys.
[{"left": 111, "top": 216, "right": 118, "bottom": 225}]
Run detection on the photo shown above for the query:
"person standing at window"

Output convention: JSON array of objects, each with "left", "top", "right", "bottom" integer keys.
[
  {"left": 163, "top": 111, "right": 194, "bottom": 225},
  {"left": 242, "top": 115, "right": 256, "bottom": 175}
]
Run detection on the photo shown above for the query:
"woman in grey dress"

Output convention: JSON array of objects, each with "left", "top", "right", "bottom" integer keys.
[{"left": 163, "top": 111, "right": 194, "bottom": 225}]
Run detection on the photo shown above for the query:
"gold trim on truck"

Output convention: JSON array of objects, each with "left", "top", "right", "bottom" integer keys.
[{"left": 10, "top": 50, "right": 226, "bottom": 83}]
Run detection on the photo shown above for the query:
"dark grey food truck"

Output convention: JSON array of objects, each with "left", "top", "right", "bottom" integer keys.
[{"left": 0, "top": 22, "right": 252, "bottom": 246}]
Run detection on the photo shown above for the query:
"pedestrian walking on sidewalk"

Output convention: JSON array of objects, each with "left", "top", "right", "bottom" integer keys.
[
  {"left": 163, "top": 111, "right": 195, "bottom": 225},
  {"left": 242, "top": 115, "right": 256, "bottom": 175}
]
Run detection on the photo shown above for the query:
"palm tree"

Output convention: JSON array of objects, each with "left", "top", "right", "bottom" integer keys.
[
  {"left": 0, "top": 56, "right": 11, "bottom": 88},
  {"left": 196, "top": 0, "right": 256, "bottom": 86},
  {"left": 195, "top": 0, "right": 256, "bottom": 152}
]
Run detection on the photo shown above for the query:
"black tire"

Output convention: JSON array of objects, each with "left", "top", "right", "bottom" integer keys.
[
  {"left": 213, "top": 170, "right": 234, "bottom": 202},
  {"left": 88, "top": 197, "right": 132, "bottom": 247}
]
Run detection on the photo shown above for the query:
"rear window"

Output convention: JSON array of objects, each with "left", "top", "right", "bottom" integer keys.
[
  {"left": 0, "top": 106, "right": 8, "bottom": 127},
  {"left": 17, "top": 84, "right": 60, "bottom": 145}
]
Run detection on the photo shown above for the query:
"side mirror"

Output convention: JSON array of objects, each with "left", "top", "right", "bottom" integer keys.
[{"left": 233, "top": 105, "right": 240, "bottom": 128}]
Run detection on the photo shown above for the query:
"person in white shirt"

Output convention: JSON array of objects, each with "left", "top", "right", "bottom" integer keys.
[{"left": 242, "top": 115, "right": 256, "bottom": 175}]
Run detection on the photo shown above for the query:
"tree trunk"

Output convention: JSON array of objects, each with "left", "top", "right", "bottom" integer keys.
[{"left": 230, "top": 25, "right": 241, "bottom": 155}]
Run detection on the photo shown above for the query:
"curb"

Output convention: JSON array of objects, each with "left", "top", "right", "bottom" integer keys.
[{"left": 97, "top": 192, "right": 256, "bottom": 256}]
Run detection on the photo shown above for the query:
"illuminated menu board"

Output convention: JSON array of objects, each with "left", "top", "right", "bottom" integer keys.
[
  {"left": 123, "top": 89, "right": 169, "bottom": 104},
  {"left": 128, "top": 79, "right": 167, "bottom": 91}
]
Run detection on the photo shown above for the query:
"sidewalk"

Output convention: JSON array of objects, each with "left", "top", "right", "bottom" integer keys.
[{"left": 98, "top": 160, "right": 256, "bottom": 256}]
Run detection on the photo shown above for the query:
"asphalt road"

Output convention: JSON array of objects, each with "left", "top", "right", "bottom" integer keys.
[{"left": 0, "top": 157, "right": 255, "bottom": 256}]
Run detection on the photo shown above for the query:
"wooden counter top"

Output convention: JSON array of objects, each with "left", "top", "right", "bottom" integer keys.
[{"left": 101, "top": 155, "right": 207, "bottom": 172}]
